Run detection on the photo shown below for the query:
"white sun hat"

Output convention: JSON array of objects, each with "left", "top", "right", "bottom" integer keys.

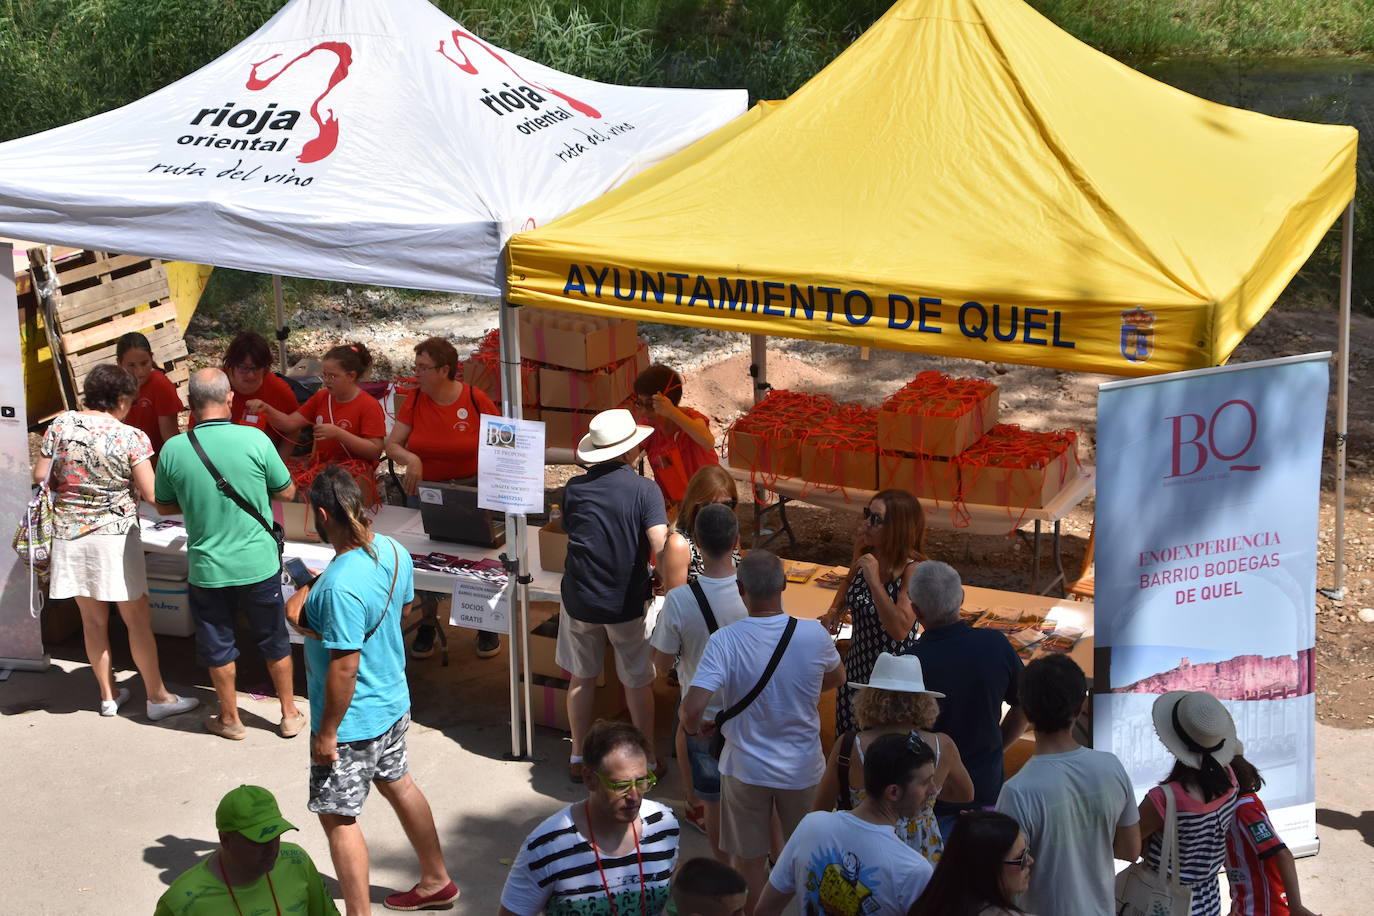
[
  {"left": 576, "top": 408, "right": 655, "bottom": 463},
  {"left": 1151, "top": 690, "right": 1242, "bottom": 770},
  {"left": 848, "top": 652, "right": 944, "bottom": 697}
]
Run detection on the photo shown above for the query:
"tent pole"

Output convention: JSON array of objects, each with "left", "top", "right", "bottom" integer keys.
[
  {"left": 1327, "top": 198, "right": 1354, "bottom": 599},
  {"left": 272, "top": 275, "right": 287, "bottom": 369},
  {"left": 497, "top": 267, "right": 532, "bottom": 760},
  {"left": 749, "top": 333, "right": 768, "bottom": 405}
]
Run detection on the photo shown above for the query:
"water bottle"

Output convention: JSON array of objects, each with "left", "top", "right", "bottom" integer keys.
[{"left": 548, "top": 504, "right": 562, "bottom": 533}]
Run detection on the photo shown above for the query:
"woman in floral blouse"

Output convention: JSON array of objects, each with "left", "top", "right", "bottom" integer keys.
[{"left": 34, "top": 364, "right": 198, "bottom": 721}]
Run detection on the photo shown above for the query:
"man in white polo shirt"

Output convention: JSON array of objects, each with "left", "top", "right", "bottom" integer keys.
[{"left": 682, "top": 550, "right": 846, "bottom": 911}]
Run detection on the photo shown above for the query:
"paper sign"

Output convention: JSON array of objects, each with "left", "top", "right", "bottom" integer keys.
[
  {"left": 477, "top": 415, "right": 546, "bottom": 514},
  {"left": 449, "top": 575, "right": 511, "bottom": 634}
]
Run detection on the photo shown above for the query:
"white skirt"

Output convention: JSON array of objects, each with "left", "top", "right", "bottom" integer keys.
[{"left": 49, "top": 525, "right": 148, "bottom": 603}]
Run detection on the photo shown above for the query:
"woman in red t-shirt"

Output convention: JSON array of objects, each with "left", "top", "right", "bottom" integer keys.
[
  {"left": 206, "top": 331, "right": 300, "bottom": 449},
  {"left": 385, "top": 336, "right": 497, "bottom": 493},
  {"left": 633, "top": 363, "right": 718, "bottom": 505},
  {"left": 116, "top": 332, "right": 184, "bottom": 459},
  {"left": 251, "top": 342, "right": 386, "bottom": 468}
]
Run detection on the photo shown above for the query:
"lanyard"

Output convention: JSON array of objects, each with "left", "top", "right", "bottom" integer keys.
[
  {"left": 219, "top": 855, "right": 282, "bottom": 916},
  {"left": 584, "top": 800, "right": 646, "bottom": 916}
]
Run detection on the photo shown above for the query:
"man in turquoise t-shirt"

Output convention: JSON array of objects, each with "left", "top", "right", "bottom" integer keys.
[
  {"left": 285, "top": 466, "right": 459, "bottom": 913},
  {"left": 155, "top": 784, "right": 338, "bottom": 915},
  {"left": 155, "top": 368, "right": 304, "bottom": 741}
]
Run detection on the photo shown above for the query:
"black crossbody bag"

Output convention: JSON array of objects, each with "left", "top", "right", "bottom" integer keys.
[
  {"left": 187, "top": 429, "right": 286, "bottom": 559},
  {"left": 709, "top": 615, "right": 797, "bottom": 759}
]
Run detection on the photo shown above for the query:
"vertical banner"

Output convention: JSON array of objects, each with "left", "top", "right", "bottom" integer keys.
[
  {"left": 0, "top": 247, "right": 48, "bottom": 666},
  {"left": 1094, "top": 353, "right": 1329, "bottom": 854}
]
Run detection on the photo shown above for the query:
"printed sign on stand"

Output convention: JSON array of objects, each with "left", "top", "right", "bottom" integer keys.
[
  {"left": 477, "top": 415, "right": 545, "bottom": 515},
  {"left": 1094, "top": 353, "right": 1329, "bottom": 854},
  {"left": 449, "top": 575, "right": 511, "bottom": 634}
]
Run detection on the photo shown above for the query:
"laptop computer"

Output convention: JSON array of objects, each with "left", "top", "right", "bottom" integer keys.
[{"left": 417, "top": 481, "right": 505, "bottom": 549}]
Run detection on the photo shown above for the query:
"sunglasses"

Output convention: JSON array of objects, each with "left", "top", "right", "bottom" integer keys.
[
  {"left": 594, "top": 770, "right": 657, "bottom": 798},
  {"left": 715, "top": 497, "right": 739, "bottom": 509},
  {"left": 1003, "top": 847, "right": 1033, "bottom": 868},
  {"left": 863, "top": 506, "right": 885, "bottom": 527}
]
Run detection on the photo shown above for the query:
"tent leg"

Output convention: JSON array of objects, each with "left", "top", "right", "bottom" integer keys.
[
  {"left": 498, "top": 274, "right": 532, "bottom": 760},
  {"left": 1323, "top": 198, "right": 1354, "bottom": 600},
  {"left": 272, "top": 275, "right": 288, "bottom": 369},
  {"left": 749, "top": 333, "right": 769, "bottom": 405}
]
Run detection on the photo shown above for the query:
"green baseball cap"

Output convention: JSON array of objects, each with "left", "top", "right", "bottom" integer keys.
[{"left": 215, "top": 785, "right": 297, "bottom": 843}]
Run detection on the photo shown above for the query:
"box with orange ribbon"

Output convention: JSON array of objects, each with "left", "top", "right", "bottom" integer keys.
[
  {"left": 538, "top": 344, "right": 648, "bottom": 411},
  {"left": 518, "top": 309, "right": 639, "bottom": 371},
  {"left": 461, "top": 329, "right": 540, "bottom": 407},
  {"left": 956, "top": 424, "right": 1081, "bottom": 508},
  {"left": 877, "top": 371, "right": 999, "bottom": 457},
  {"left": 727, "top": 390, "right": 838, "bottom": 479},
  {"left": 878, "top": 450, "right": 960, "bottom": 501},
  {"left": 798, "top": 404, "right": 879, "bottom": 490}
]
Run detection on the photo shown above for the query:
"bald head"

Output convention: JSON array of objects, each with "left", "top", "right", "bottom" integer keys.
[{"left": 189, "top": 368, "right": 232, "bottom": 418}]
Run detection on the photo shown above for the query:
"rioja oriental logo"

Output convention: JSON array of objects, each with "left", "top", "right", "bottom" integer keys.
[
  {"left": 248, "top": 42, "right": 353, "bottom": 163},
  {"left": 177, "top": 42, "right": 353, "bottom": 164},
  {"left": 436, "top": 27, "right": 602, "bottom": 134}
]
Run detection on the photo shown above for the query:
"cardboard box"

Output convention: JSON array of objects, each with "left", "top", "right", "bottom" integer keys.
[
  {"left": 542, "top": 401, "right": 626, "bottom": 451},
  {"left": 272, "top": 501, "right": 320, "bottom": 543},
  {"left": 527, "top": 674, "right": 627, "bottom": 732},
  {"left": 728, "top": 427, "right": 803, "bottom": 478},
  {"left": 956, "top": 425, "right": 1081, "bottom": 508},
  {"left": 878, "top": 372, "right": 999, "bottom": 457},
  {"left": 462, "top": 352, "right": 540, "bottom": 407},
  {"left": 727, "top": 390, "right": 838, "bottom": 478},
  {"left": 538, "top": 523, "right": 568, "bottom": 573},
  {"left": 519, "top": 311, "right": 639, "bottom": 371},
  {"left": 539, "top": 353, "right": 639, "bottom": 411},
  {"left": 797, "top": 405, "right": 879, "bottom": 490},
  {"left": 145, "top": 553, "right": 195, "bottom": 637},
  {"left": 878, "top": 451, "right": 960, "bottom": 502}
]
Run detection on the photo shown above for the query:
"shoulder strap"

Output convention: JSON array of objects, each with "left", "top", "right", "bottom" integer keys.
[
  {"left": 363, "top": 540, "right": 402, "bottom": 642},
  {"left": 688, "top": 580, "right": 719, "bottom": 633},
  {"left": 187, "top": 428, "right": 275, "bottom": 538},
  {"left": 715, "top": 617, "right": 798, "bottom": 730},
  {"left": 836, "top": 730, "right": 857, "bottom": 811}
]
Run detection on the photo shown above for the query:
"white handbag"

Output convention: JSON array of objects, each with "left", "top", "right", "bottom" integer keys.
[{"left": 1115, "top": 785, "right": 1194, "bottom": 916}]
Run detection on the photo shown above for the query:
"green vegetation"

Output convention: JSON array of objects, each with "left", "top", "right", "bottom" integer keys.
[{"left": 2, "top": 0, "right": 1371, "bottom": 317}]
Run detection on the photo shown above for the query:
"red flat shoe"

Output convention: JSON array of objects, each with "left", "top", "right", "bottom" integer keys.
[
  {"left": 384, "top": 880, "right": 460, "bottom": 911},
  {"left": 682, "top": 802, "right": 707, "bottom": 835}
]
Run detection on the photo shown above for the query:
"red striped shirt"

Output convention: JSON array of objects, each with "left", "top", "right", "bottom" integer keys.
[{"left": 1225, "top": 793, "right": 1288, "bottom": 915}]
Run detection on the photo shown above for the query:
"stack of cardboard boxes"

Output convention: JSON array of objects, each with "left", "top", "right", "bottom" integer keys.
[
  {"left": 525, "top": 602, "right": 626, "bottom": 731},
  {"left": 461, "top": 314, "right": 648, "bottom": 449}
]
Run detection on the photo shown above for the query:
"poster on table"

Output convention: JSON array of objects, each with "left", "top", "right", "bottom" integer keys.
[
  {"left": 1094, "top": 353, "right": 1328, "bottom": 853},
  {"left": 477, "top": 415, "right": 545, "bottom": 515},
  {"left": 0, "top": 248, "right": 48, "bottom": 666}
]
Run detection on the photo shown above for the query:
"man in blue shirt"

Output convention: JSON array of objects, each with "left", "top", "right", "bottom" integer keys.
[
  {"left": 907, "top": 560, "right": 1027, "bottom": 838},
  {"left": 286, "top": 466, "right": 458, "bottom": 913}
]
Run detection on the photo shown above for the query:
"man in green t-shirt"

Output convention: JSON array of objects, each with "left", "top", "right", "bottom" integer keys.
[
  {"left": 155, "top": 784, "right": 338, "bottom": 915},
  {"left": 155, "top": 368, "right": 304, "bottom": 741}
]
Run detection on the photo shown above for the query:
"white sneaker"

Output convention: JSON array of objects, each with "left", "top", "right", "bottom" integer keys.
[
  {"left": 99, "top": 687, "right": 131, "bottom": 717},
  {"left": 147, "top": 694, "right": 200, "bottom": 722}
]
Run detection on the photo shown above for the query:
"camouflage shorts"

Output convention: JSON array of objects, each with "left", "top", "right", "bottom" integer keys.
[{"left": 307, "top": 713, "right": 410, "bottom": 817}]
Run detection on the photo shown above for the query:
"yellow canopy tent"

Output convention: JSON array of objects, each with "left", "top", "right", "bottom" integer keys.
[
  {"left": 504, "top": 0, "right": 1359, "bottom": 593},
  {"left": 507, "top": 0, "right": 1355, "bottom": 378}
]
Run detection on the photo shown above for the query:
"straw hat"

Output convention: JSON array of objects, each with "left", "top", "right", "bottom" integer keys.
[
  {"left": 1151, "top": 690, "right": 1242, "bottom": 770},
  {"left": 576, "top": 408, "right": 654, "bottom": 463},
  {"left": 848, "top": 652, "right": 945, "bottom": 697}
]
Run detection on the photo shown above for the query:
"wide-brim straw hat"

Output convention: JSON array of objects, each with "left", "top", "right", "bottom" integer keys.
[
  {"left": 576, "top": 408, "right": 655, "bottom": 463},
  {"left": 848, "top": 652, "right": 944, "bottom": 698},
  {"left": 1151, "top": 690, "right": 1242, "bottom": 770}
]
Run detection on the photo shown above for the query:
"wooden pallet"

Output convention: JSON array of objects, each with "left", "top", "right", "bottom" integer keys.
[{"left": 24, "top": 248, "right": 190, "bottom": 408}]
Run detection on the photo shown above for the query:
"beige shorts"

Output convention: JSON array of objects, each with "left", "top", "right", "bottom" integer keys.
[
  {"left": 718, "top": 773, "right": 817, "bottom": 859},
  {"left": 554, "top": 608, "right": 655, "bottom": 689}
]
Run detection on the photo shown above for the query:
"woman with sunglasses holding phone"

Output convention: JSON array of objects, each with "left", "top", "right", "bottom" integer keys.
[
  {"left": 908, "top": 810, "right": 1033, "bottom": 915},
  {"left": 828, "top": 489, "right": 929, "bottom": 735},
  {"left": 656, "top": 464, "right": 741, "bottom": 592}
]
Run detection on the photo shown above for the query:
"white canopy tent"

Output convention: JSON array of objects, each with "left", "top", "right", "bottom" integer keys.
[{"left": 0, "top": 0, "right": 746, "bottom": 755}]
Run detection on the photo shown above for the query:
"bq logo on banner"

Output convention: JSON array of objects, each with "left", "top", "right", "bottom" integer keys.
[{"left": 1093, "top": 353, "right": 1330, "bottom": 854}]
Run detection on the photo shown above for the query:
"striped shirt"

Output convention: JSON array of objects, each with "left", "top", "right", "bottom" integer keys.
[
  {"left": 1145, "top": 780, "right": 1239, "bottom": 916},
  {"left": 501, "top": 800, "right": 680, "bottom": 916},
  {"left": 1224, "top": 793, "right": 1289, "bottom": 915}
]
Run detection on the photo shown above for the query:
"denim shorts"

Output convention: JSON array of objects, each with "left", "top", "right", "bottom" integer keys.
[
  {"left": 308, "top": 713, "right": 410, "bottom": 817},
  {"left": 684, "top": 730, "right": 721, "bottom": 802},
  {"left": 187, "top": 573, "right": 290, "bottom": 668}
]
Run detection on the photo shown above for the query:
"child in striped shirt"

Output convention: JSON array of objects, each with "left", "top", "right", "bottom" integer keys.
[{"left": 1223, "top": 755, "right": 1321, "bottom": 916}]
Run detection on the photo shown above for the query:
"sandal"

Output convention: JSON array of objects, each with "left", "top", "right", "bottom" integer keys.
[{"left": 682, "top": 802, "right": 707, "bottom": 835}]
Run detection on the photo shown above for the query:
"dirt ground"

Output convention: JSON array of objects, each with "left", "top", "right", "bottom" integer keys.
[{"left": 178, "top": 291, "right": 1374, "bottom": 726}]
